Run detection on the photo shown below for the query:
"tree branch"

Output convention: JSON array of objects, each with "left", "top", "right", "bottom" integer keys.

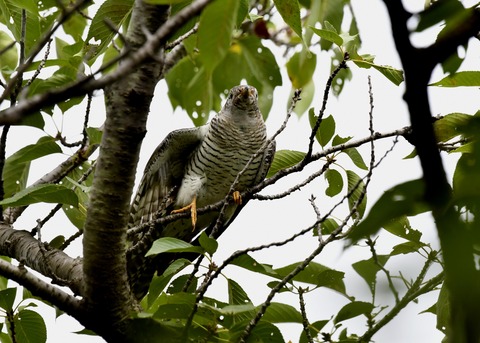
[
  {"left": 0, "top": 259, "right": 84, "bottom": 318},
  {"left": 0, "top": 225, "right": 84, "bottom": 295},
  {"left": 382, "top": 2, "right": 480, "bottom": 341}
]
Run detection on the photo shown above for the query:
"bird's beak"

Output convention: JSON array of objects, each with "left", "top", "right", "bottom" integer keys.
[{"left": 241, "top": 87, "right": 256, "bottom": 104}]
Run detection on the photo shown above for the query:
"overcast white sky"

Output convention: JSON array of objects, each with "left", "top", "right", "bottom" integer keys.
[{"left": 5, "top": 0, "right": 480, "bottom": 342}]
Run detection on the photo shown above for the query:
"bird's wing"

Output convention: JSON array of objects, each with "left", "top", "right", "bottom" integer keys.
[{"left": 129, "top": 126, "right": 207, "bottom": 228}]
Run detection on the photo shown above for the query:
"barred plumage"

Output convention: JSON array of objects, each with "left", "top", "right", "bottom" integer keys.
[{"left": 128, "top": 85, "right": 275, "bottom": 299}]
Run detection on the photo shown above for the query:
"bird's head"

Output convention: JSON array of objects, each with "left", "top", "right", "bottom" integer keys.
[{"left": 224, "top": 85, "right": 260, "bottom": 116}]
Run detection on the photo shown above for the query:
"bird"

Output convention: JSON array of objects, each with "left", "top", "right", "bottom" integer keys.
[{"left": 127, "top": 85, "right": 275, "bottom": 299}]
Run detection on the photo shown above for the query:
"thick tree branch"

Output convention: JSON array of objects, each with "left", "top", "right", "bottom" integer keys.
[
  {"left": 81, "top": 0, "right": 179, "bottom": 339},
  {"left": 0, "top": 259, "right": 84, "bottom": 318},
  {"left": 0, "top": 225, "right": 84, "bottom": 295},
  {"left": 383, "top": 1, "right": 480, "bottom": 342}
]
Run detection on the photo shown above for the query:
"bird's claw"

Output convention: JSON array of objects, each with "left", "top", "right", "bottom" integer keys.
[
  {"left": 171, "top": 196, "right": 197, "bottom": 230},
  {"left": 233, "top": 191, "right": 242, "bottom": 205}
]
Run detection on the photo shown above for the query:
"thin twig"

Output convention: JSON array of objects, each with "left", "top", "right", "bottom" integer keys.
[
  {"left": 0, "top": 125, "right": 10, "bottom": 220},
  {"left": 253, "top": 160, "right": 333, "bottom": 201},
  {"left": 305, "top": 53, "right": 349, "bottom": 162},
  {"left": 309, "top": 194, "right": 323, "bottom": 241},
  {"left": 182, "top": 255, "right": 205, "bottom": 293},
  {"left": 359, "top": 255, "right": 443, "bottom": 342},
  {"left": 299, "top": 287, "right": 314, "bottom": 343},
  {"left": 367, "top": 238, "right": 400, "bottom": 303},
  {"left": 24, "top": 39, "right": 52, "bottom": 89},
  {"left": 165, "top": 24, "right": 199, "bottom": 50}
]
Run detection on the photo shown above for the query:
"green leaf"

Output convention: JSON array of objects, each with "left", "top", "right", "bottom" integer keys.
[
  {"left": 383, "top": 216, "right": 422, "bottom": 242},
  {"left": 391, "top": 241, "right": 425, "bottom": 255},
  {"left": 236, "top": 0, "right": 249, "bottom": 27},
  {"left": 310, "top": 26, "right": 343, "bottom": 47},
  {"left": 216, "top": 303, "right": 256, "bottom": 316},
  {"left": 318, "top": 114, "right": 336, "bottom": 147},
  {"left": 343, "top": 148, "right": 368, "bottom": 170},
  {"left": 453, "top": 152, "right": 480, "bottom": 202},
  {"left": 3, "top": 138, "right": 45, "bottom": 199},
  {"left": 332, "top": 134, "right": 352, "bottom": 146},
  {"left": 352, "top": 255, "right": 389, "bottom": 295},
  {"left": 198, "top": 232, "right": 218, "bottom": 255},
  {"left": 349, "top": 179, "right": 429, "bottom": 242},
  {"left": 436, "top": 282, "right": 451, "bottom": 335},
  {"left": 146, "top": 258, "right": 191, "bottom": 309},
  {"left": 61, "top": 162, "right": 93, "bottom": 230},
  {"left": 166, "top": 54, "right": 216, "bottom": 126},
  {"left": 5, "top": 136, "right": 61, "bottom": 166},
  {"left": 62, "top": 8, "right": 87, "bottom": 39},
  {"left": 0, "top": 260, "right": 8, "bottom": 290},
  {"left": 145, "top": 0, "right": 190, "bottom": 3},
  {"left": 0, "top": 0, "right": 40, "bottom": 55},
  {"left": 261, "top": 302, "right": 303, "bottom": 323},
  {"left": 0, "top": 288, "right": 16, "bottom": 311},
  {"left": 228, "top": 278, "right": 251, "bottom": 306},
  {"left": 146, "top": 238, "right": 204, "bottom": 257},
  {"left": 334, "top": 301, "right": 374, "bottom": 324},
  {"left": 198, "top": 0, "right": 239, "bottom": 73},
  {"left": 325, "top": 168, "right": 343, "bottom": 197},
  {"left": 238, "top": 36, "right": 282, "bottom": 87},
  {"left": 346, "top": 170, "right": 367, "bottom": 219},
  {"left": 430, "top": 71, "right": 480, "bottom": 87},
  {"left": 129, "top": 318, "right": 183, "bottom": 342},
  {"left": 434, "top": 113, "right": 470, "bottom": 142},
  {"left": 0, "top": 184, "right": 78, "bottom": 207},
  {"left": 315, "top": 269, "right": 345, "bottom": 290},
  {"left": 320, "top": 218, "right": 339, "bottom": 235},
  {"left": 267, "top": 150, "right": 305, "bottom": 177},
  {"left": 286, "top": 51, "right": 317, "bottom": 89},
  {"left": 0, "top": 31, "right": 18, "bottom": 81},
  {"left": 86, "top": 127, "right": 103, "bottom": 145},
  {"left": 275, "top": 262, "right": 346, "bottom": 295},
  {"left": 353, "top": 58, "right": 404, "bottom": 86},
  {"left": 416, "top": 0, "right": 465, "bottom": 32},
  {"left": 309, "top": 110, "right": 335, "bottom": 147},
  {"left": 230, "top": 254, "right": 277, "bottom": 276},
  {"left": 231, "top": 321, "right": 284, "bottom": 342},
  {"left": 167, "top": 274, "right": 197, "bottom": 294},
  {"left": 49, "top": 235, "right": 66, "bottom": 250},
  {"left": 330, "top": 49, "right": 352, "bottom": 96},
  {"left": 152, "top": 293, "right": 196, "bottom": 320},
  {"left": 237, "top": 36, "right": 282, "bottom": 117},
  {"left": 273, "top": 0, "right": 303, "bottom": 40},
  {"left": 15, "top": 309, "right": 47, "bottom": 343},
  {"left": 85, "top": 0, "right": 133, "bottom": 62}
]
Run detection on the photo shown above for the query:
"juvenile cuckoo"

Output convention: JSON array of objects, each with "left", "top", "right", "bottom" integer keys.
[{"left": 128, "top": 85, "right": 275, "bottom": 298}]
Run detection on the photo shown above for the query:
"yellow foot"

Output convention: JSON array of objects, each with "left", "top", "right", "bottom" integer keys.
[
  {"left": 172, "top": 196, "right": 197, "bottom": 229},
  {"left": 233, "top": 191, "right": 242, "bottom": 205}
]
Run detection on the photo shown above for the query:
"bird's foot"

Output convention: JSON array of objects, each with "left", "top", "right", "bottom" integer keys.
[
  {"left": 233, "top": 191, "right": 242, "bottom": 205},
  {"left": 171, "top": 196, "right": 197, "bottom": 230}
]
